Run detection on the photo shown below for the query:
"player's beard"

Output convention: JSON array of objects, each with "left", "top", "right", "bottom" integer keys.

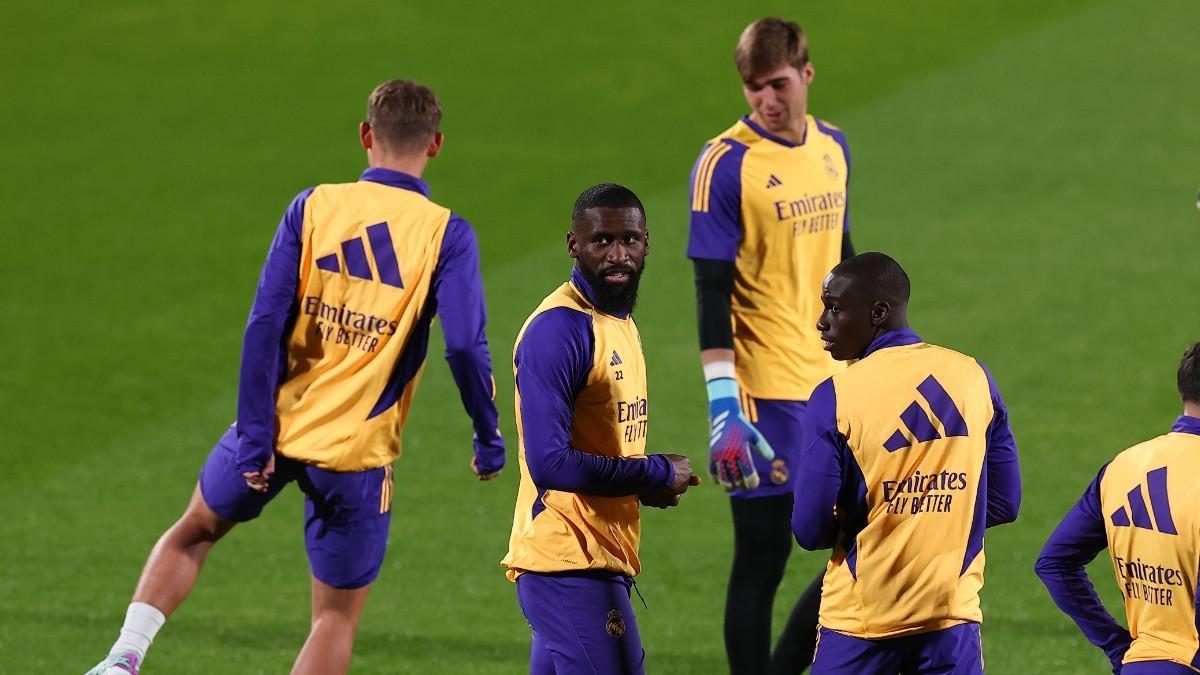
[{"left": 579, "top": 261, "right": 645, "bottom": 315}]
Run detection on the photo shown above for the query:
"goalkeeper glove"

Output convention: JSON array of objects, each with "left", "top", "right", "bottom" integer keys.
[{"left": 707, "top": 376, "right": 774, "bottom": 491}]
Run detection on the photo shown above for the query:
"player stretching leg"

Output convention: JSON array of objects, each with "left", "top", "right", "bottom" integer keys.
[
  {"left": 86, "top": 80, "right": 505, "bottom": 675},
  {"left": 792, "top": 253, "right": 1021, "bottom": 674},
  {"left": 688, "top": 17, "right": 856, "bottom": 674},
  {"left": 1037, "top": 343, "right": 1200, "bottom": 675},
  {"left": 502, "top": 184, "right": 700, "bottom": 674}
]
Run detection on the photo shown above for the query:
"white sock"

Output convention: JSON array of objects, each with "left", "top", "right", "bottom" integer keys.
[{"left": 110, "top": 602, "right": 166, "bottom": 658}]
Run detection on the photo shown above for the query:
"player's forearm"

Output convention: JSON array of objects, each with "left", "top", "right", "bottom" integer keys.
[
  {"left": 792, "top": 484, "right": 840, "bottom": 550},
  {"left": 792, "top": 513, "right": 839, "bottom": 551},
  {"left": 985, "top": 454, "right": 1022, "bottom": 526},
  {"left": 1035, "top": 490, "right": 1129, "bottom": 664},
  {"left": 793, "top": 380, "right": 846, "bottom": 549},
  {"left": 1034, "top": 555, "right": 1131, "bottom": 661},
  {"left": 445, "top": 347, "right": 501, "bottom": 441},
  {"left": 693, "top": 258, "right": 735, "bottom": 351},
  {"left": 526, "top": 445, "right": 672, "bottom": 497}
]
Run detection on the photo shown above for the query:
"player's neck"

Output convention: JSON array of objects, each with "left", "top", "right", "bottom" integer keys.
[
  {"left": 751, "top": 110, "right": 807, "bottom": 144},
  {"left": 1184, "top": 401, "right": 1200, "bottom": 419},
  {"left": 367, "top": 151, "right": 429, "bottom": 178}
]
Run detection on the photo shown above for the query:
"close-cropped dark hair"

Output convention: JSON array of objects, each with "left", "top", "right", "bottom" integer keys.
[
  {"left": 735, "top": 17, "right": 809, "bottom": 81},
  {"left": 1179, "top": 342, "right": 1200, "bottom": 404},
  {"left": 571, "top": 183, "right": 645, "bottom": 223},
  {"left": 830, "top": 252, "right": 911, "bottom": 306},
  {"left": 367, "top": 80, "right": 442, "bottom": 153}
]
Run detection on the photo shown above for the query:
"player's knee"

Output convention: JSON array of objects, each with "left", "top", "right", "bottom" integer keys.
[{"left": 174, "top": 499, "right": 234, "bottom": 544}]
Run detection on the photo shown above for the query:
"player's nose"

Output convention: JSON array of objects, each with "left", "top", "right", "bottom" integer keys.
[{"left": 606, "top": 243, "right": 632, "bottom": 263}]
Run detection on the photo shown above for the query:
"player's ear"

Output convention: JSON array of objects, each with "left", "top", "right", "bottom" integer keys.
[
  {"left": 870, "top": 300, "right": 890, "bottom": 327},
  {"left": 426, "top": 132, "right": 444, "bottom": 158},
  {"left": 359, "top": 122, "right": 373, "bottom": 151},
  {"left": 802, "top": 62, "right": 815, "bottom": 86},
  {"left": 566, "top": 231, "right": 579, "bottom": 258}
]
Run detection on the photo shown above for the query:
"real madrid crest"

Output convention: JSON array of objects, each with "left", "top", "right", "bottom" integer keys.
[
  {"left": 606, "top": 609, "right": 626, "bottom": 637},
  {"left": 823, "top": 153, "right": 838, "bottom": 179}
]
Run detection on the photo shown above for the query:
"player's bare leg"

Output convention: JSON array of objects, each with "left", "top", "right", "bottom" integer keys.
[
  {"left": 131, "top": 483, "right": 236, "bottom": 614},
  {"left": 290, "top": 577, "right": 372, "bottom": 675},
  {"left": 87, "top": 484, "right": 236, "bottom": 674}
]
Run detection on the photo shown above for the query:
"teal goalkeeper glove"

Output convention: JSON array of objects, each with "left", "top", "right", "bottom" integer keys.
[{"left": 707, "top": 377, "right": 775, "bottom": 491}]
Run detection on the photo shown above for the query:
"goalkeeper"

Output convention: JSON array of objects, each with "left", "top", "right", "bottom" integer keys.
[{"left": 687, "top": 17, "right": 855, "bottom": 675}]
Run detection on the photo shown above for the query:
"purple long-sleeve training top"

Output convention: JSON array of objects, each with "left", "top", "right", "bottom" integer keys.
[
  {"left": 1034, "top": 415, "right": 1200, "bottom": 674},
  {"left": 791, "top": 328, "right": 1022, "bottom": 551},
  {"left": 235, "top": 167, "right": 503, "bottom": 472},
  {"left": 1034, "top": 461, "right": 1133, "bottom": 671},
  {"left": 513, "top": 268, "right": 673, "bottom": 496}
]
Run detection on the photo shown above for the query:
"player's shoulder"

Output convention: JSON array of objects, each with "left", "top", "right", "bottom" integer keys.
[
  {"left": 812, "top": 116, "right": 845, "bottom": 135},
  {"left": 812, "top": 116, "right": 850, "bottom": 152},
  {"left": 1109, "top": 428, "right": 1198, "bottom": 474},
  {"left": 697, "top": 120, "right": 756, "bottom": 155},
  {"left": 516, "top": 301, "right": 595, "bottom": 363},
  {"left": 521, "top": 285, "right": 594, "bottom": 334}
]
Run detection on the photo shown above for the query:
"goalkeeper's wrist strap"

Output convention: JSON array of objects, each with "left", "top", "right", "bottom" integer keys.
[{"left": 704, "top": 361, "right": 739, "bottom": 403}]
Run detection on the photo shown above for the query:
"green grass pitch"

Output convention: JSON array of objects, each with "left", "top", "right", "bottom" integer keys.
[{"left": 2, "top": 0, "right": 1199, "bottom": 672}]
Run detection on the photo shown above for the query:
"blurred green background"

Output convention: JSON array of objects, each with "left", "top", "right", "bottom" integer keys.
[{"left": 2, "top": 0, "right": 1198, "bottom": 672}]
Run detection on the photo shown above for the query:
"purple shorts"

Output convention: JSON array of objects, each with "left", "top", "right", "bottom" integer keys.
[
  {"left": 1123, "top": 662, "right": 1199, "bottom": 675},
  {"left": 812, "top": 623, "right": 983, "bottom": 675},
  {"left": 516, "top": 571, "right": 645, "bottom": 675},
  {"left": 730, "top": 398, "right": 807, "bottom": 499},
  {"left": 198, "top": 427, "right": 393, "bottom": 589}
]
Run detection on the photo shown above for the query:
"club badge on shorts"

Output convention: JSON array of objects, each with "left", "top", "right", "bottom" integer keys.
[{"left": 606, "top": 609, "right": 626, "bottom": 637}]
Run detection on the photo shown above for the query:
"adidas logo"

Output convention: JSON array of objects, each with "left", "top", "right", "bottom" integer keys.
[
  {"left": 610, "top": 351, "right": 623, "bottom": 367},
  {"left": 1110, "top": 466, "right": 1177, "bottom": 534},
  {"left": 315, "top": 222, "right": 405, "bottom": 288},
  {"left": 766, "top": 174, "right": 783, "bottom": 189},
  {"left": 883, "top": 375, "right": 968, "bottom": 452}
]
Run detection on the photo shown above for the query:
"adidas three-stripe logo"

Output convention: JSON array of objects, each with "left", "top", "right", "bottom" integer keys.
[
  {"left": 883, "top": 375, "right": 969, "bottom": 452},
  {"left": 1110, "top": 466, "right": 1177, "bottom": 535},
  {"left": 315, "top": 222, "right": 405, "bottom": 288},
  {"left": 610, "top": 351, "right": 623, "bottom": 366},
  {"left": 766, "top": 174, "right": 783, "bottom": 188}
]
